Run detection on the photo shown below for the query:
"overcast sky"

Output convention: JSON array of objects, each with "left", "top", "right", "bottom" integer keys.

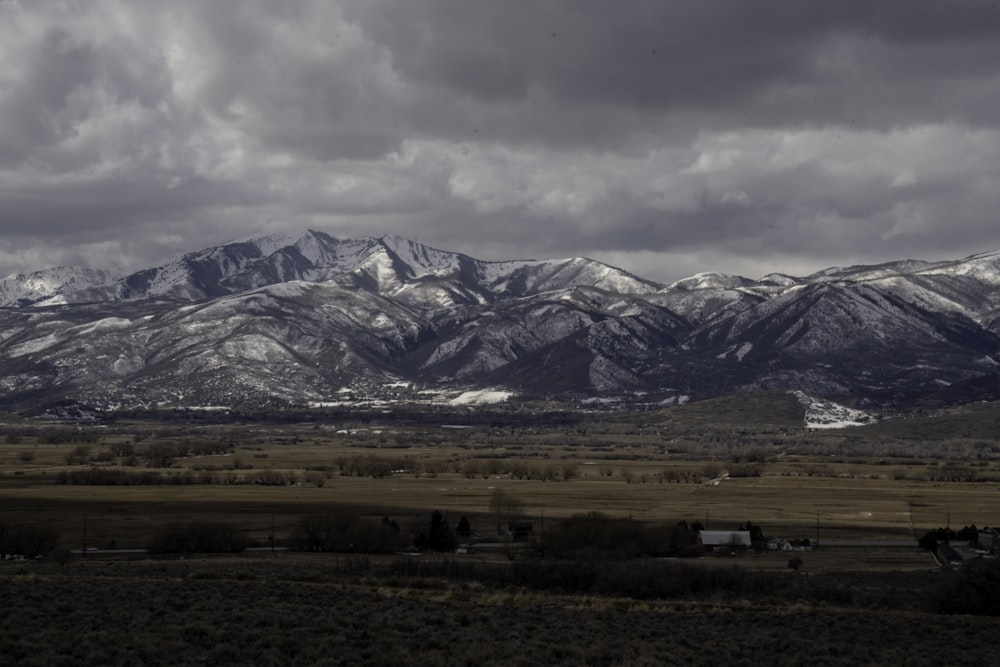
[{"left": 3, "top": 1, "right": 1000, "bottom": 283}]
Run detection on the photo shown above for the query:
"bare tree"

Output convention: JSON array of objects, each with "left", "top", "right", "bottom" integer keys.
[{"left": 489, "top": 488, "right": 525, "bottom": 536}]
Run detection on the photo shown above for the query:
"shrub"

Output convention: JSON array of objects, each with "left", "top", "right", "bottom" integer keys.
[
  {"left": 110, "top": 442, "right": 136, "bottom": 457},
  {"left": 729, "top": 463, "right": 761, "bottom": 478},
  {"left": 932, "top": 558, "right": 1000, "bottom": 616},
  {"left": 0, "top": 522, "right": 59, "bottom": 557},
  {"left": 508, "top": 557, "right": 853, "bottom": 604},
  {"left": 537, "top": 512, "right": 700, "bottom": 559},
  {"left": 55, "top": 468, "right": 175, "bottom": 485},
  {"left": 288, "top": 514, "right": 404, "bottom": 553},
  {"left": 63, "top": 445, "right": 92, "bottom": 465},
  {"left": 427, "top": 510, "right": 458, "bottom": 552},
  {"left": 146, "top": 521, "right": 248, "bottom": 554}
]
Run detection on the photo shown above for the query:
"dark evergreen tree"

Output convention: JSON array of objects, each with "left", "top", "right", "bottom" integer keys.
[
  {"left": 918, "top": 530, "right": 941, "bottom": 552},
  {"left": 414, "top": 532, "right": 429, "bottom": 551},
  {"left": 456, "top": 516, "right": 472, "bottom": 539},
  {"left": 428, "top": 510, "right": 458, "bottom": 552}
]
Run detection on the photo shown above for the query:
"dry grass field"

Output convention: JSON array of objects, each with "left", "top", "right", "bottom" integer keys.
[{"left": 1, "top": 395, "right": 998, "bottom": 554}]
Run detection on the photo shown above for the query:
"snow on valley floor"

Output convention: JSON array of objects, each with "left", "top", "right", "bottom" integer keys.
[
  {"left": 794, "top": 391, "right": 873, "bottom": 429},
  {"left": 306, "top": 387, "right": 514, "bottom": 409}
]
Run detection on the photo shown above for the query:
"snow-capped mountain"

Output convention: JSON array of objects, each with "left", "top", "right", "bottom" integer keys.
[
  {"left": 1, "top": 232, "right": 999, "bottom": 410},
  {"left": 0, "top": 266, "right": 122, "bottom": 307},
  {"left": 4, "top": 230, "right": 659, "bottom": 309}
]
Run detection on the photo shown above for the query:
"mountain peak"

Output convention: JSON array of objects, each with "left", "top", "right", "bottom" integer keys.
[
  {"left": 666, "top": 272, "right": 752, "bottom": 291},
  {"left": 3, "top": 238, "right": 1000, "bottom": 409},
  {"left": 374, "top": 235, "right": 467, "bottom": 279},
  {"left": 223, "top": 228, "right": 336, "bottom": 258}
]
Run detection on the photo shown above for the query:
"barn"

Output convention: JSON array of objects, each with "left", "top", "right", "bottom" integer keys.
[{"left": 698, "top": 530, "right": 752, "bottom": 552}]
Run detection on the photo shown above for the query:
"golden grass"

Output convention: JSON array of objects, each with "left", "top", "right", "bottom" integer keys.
[
  {"left": 1, "top": 465, "right": 996, "bottom": 550},
  {"left": 1, "top": 413, "right": 998, "bottom": 554}
]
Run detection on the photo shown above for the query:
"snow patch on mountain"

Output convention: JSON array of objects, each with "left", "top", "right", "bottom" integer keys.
[
  {"left": 69, "top": 317, "right": 133, "bottom": 336},
  {"left": 716, "top": 342, "right": 753, "bottom": 361},
  {"left": 143, "top": 261, "right": 197, "bottom": 298},
  {"left": 379, "top": 234, "right": 463, "bottom": 278},
  {"left": 229, "top": 230, "right": 306, "bottom": 256},
  {"left": 220, "top": 335, "right": 297, "bottom": 364},
  {"left": 112, "top": 355, "right": 144, "bottom": 377},
  {"left": 668, "top": 272, "right": 749, "bottom": 291},
  {"left": 478, "top": 259, "right": 546, "bottom": 285},
  {"left": 794, "top": 391, "right": 873, "bottom": 429},
  {"left": 659, "top": 395, "right": 690, "bottom": 406},
  {"left": 448, "top": 389, "right": 513, "bottom": 405},
  {"left": 0, "top": 266, "right": 120, "bottom": 307},
  {"left": 7, "top": 331, "right": 64, "bottom": 357},
  {"left": 759, "top": 273, "right": 800, "bottom": 287},
  {"left": 918, "top": 250, "right": 1000, "bottom": 284}
]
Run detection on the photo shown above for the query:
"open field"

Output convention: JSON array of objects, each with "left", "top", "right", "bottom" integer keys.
[
  {"left": 2, "top": 398, "right": 999, "bottom": 665},
  {"left": 1, "top": 396, "right": 999, "bottom": 551},
  {"left": 1, "top": 474, "right": 998, "bottom": 551}
]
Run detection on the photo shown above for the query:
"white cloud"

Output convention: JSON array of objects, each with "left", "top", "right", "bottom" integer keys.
[{"left": 1, "top": 1, "right": 1000, "bottom": 284}]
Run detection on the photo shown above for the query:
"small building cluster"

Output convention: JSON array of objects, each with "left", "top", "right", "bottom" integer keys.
[
  {"left": 697, "top": 525, "right": 812, "bottom": 554},
  {"left": 766, "top": 538, "right": 813, "bottom": 552},
  {"left": 977, "top": 527, "right": 1000, "bottom": 554}
]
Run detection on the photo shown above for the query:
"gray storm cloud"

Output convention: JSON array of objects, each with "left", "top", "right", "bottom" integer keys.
[{"left": 2, "top": 0, "right": 1000, "bottom": 282}]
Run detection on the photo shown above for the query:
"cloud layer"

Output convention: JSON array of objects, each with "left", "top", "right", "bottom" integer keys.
[{"left": 3, "top": 1, "right": 1000, "bottom": 282}]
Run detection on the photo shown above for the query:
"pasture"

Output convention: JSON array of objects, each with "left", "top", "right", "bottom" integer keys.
[{"left": 1, "top": 394, "right": 998, "bottom": 555}]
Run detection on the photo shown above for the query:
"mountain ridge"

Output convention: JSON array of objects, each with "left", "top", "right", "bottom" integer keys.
[
  {"left": 2, "top": 231, "right": 999, "bottom": 411},
  {"left": 0, "top": 230, "right": 660, "bottom": 309}
]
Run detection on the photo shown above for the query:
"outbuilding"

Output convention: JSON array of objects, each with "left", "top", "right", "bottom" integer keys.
[{"left": 698, "top": 530, "right": 752, "bottom": 552}]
